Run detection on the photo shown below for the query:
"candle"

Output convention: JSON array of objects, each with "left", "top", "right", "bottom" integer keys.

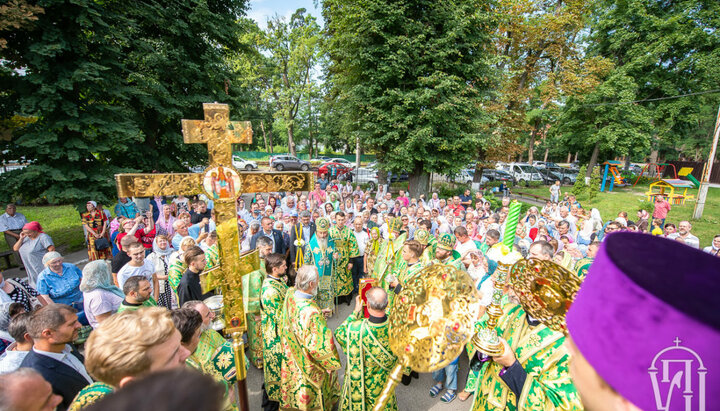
[{"left": 503, "top": 200, "right": 522, "bottom": 248}]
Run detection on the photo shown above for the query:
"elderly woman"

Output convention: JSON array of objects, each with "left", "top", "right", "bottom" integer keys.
[
  {"left": 81, "top": 201, "right": 111, "bottom": 261},
  {"left": 12, "top": 221, "right": 54, "bottom": 287},
  {"left": 80, "top": 260, "right": 124, "bottom": 328},
  {"left": 35, "top": 251, "right": 83, "bottom": 307},
  {"left": 155, "top": 204, "right": 176, "bottom": 237},
  {"left": 147, "top": 235, "right": 175, "bottom": 309}
]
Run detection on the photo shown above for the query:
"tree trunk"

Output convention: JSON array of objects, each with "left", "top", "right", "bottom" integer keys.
[
  {"left": 260, "top": 121, "right": 269, "bottom": 153},
  {"left": 587, "top": 141, "right": 601, "bottom": 182},
  {"left": 268, "top": 130, "right": 274, "bottom": 154},
  {"left": 567, "top": 152, "right": 572, "bottom": 163},
  {"left": 355, "top": 137, "right": 361, "bottom": 169},
  {"left": 287, "top": 122, "right": 297, "bottom": 156},
  {"left": 408, "top": 164, "right": 430, "bottom": 198},
  {"left": 543, "top": 148, "right": 549, "bottom": 162},
  {"left": 473, "top": 149, "right": 486, "bottom": 183},
  {"left": 624, "top": 156, "right": 631, "bottom": 171},
  {"left": 574, "top": 152, "right": 579, "bottom": 162},
  {"left": 527, "top": 119, "right": 541, "bottom": 164}
]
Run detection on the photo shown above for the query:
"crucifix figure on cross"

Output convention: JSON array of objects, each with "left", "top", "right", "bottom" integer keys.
[{"left": 115, "top": 102, "right": 313, "bottom": 410}]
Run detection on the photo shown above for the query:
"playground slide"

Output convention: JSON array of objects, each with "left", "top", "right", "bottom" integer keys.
[
  {"left": 685, "top": 174, "right": 700, "bottom": 188},
  {"left": 609, "top": 167, "right": 627, "bottom": 186}
]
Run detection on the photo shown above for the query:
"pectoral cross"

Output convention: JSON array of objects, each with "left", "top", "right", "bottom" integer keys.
[{"left": 115, "top": 103, "right": 313, "bottom": 410}]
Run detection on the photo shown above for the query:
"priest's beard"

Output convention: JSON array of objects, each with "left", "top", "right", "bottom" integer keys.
[
  {"left": 311, "top": 286, "right": 318, "bottom": 297},
  {"left": 317, "top": 236, "right": 328, "bottom": 249},
  {"left": 201, "top": 322, "right": 211, "bottom": 332}
]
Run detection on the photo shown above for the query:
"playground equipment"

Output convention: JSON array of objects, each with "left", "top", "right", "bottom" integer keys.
[
  {"left": 645, "top": 179, "right": 696, "bottom": 205},
  {"left": 678, "top": 167, "right": 700, "bottom": 188},
  {"left": 600, "top": 161, "right": 628, "bottom": 192},
  {"left": 632, "top": 163, "right": 677, "bottom": 187}
]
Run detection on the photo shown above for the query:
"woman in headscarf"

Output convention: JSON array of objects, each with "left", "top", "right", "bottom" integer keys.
[
  {"left": 436, "top": 216, "right": 452, "bottom": 235},
  {"left": 81, "top": 201, "right": 111, "bottom": 261},
  {"left": 322, "top": 202, "right": 335, "bottom": 216},
  {"left": 328, "top": 192, "right": 340, "bottom": 210},
  {"left": 80, "top": 260, "right": 124, "bottom": 329},
  {"left": 147, "top": 235, "right": 175, "bottom": 309},
  {"left": 155, "top": 204, "right": 176, "bottom": 237},
  {"left": 12, "top": 221, "right": 54, "bottom": 287}
]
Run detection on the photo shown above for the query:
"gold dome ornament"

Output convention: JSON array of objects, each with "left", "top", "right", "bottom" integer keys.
[
  {"left": 508, "top": 258, "right": 583, "bottom": 334},
  {"left": 414, "top": 228, "right": 430, "bottom": 246},
  {"left": 372, "top": 263, "right": 481, "bottom": 411},
  {"left": 471, "top": 256, "right": 583, "bottom": 357}
]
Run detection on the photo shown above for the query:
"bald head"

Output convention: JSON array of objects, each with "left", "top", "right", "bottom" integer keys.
[
  {"left": 0, "top": 368, "right": 63, "bottom": 411},
  {"left": 366, "top": 287, "right": 388, "bottom": 313}
]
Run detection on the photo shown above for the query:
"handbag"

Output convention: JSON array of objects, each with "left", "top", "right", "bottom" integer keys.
[
  {"left": 94, "top": 237, "right": 110, "bottom": 251},
  {"left": 7, "top": 279, "right": 43, "bottom": 310}
]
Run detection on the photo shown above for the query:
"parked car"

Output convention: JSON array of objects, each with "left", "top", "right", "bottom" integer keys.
[
  {"left": 532, "top": 161, "right": 559, "bottom": 170},
  {"left": 269, "top": 155, "right": 311, "bottom": 171},
  {"left": 496, "top": 163, "right": 543, "bottom": 186},
  {"left": 352, "top": 165, "right": 379, "bottom": 190},
  {"left": 232, "top": 155, "right": 258, "bottom": 171},
  {"left": 538, "top": 168, "right": 561, "bottom": 185},
  {"left": 311, "top": 155, "right": 331, "bottom": 162},
  {"left": 482, "top": 169, "right": 515, "bottom": 183},
  {"left": 324, "top": 158, "right": 355, "bottom": 168},
  {"left": 450, "top": 169, "right": 478, "bottom": 184},
  {"left": 318, "top": 162, "right": 354, "bottom": 180},
  {"left": 548, "top": 167, "right": 578, "bottom": 184}
]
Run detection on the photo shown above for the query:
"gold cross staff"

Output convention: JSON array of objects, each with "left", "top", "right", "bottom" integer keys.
[{"left": 114, "top": 103, "right": 313, "bottom": 411}]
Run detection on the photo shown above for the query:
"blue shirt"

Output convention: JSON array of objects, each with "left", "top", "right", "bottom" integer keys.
[
  {"left": 36, "top": 263, "right": 83, "bottom": 305},
  {"left": 114, "top": 200, "right": 139, "bottom": 219}
]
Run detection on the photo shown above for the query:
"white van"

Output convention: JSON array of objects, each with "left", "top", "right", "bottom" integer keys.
[{"left": 496, "top": 163, "right": 542, "bottom": 185}]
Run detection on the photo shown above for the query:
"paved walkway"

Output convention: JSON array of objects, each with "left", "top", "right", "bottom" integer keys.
[{"left": 3, "top": 249, "right": 91, "bottom": 281}]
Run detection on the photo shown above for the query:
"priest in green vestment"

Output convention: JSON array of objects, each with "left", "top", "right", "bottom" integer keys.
[
  {"left": 469, "top": 300, "right": 583, "bottom": 410},
  {"left": 335, "top": 287, "right": 398, "bottom": 411},
  {"left": 182, "top": 301, "right": 238, "bottom": 395},
  {"left": 328, "top": 211, "right": 360, "bottom": 305},
  {"left": 304, "top": 217, "right": 337, "bottom": 312},
  {"left": 260, "top": 252, "right": 290, "bottom": 405},
  {"left": 243, "top": 236, "right": 273, "bottom": 369},
  {"left": 279, "top": 265, "right": 341, "bottom": 411},
  {"left": 432, "top": 233, "right": 465, "bottom": 271},
  {"left": 372, "top": 217, "right": 406, "bottom": 288}
]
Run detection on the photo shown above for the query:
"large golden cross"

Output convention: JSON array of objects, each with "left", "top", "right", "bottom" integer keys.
[{"left": 114, "top": 103, "right": 313, "bottom": 401}]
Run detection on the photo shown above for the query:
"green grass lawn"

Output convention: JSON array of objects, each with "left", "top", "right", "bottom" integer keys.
[
  {"left": 1, "top": 205, "right": 86, "bottom": 257},
  {"left": 513, "top": 183, "right": 720, "bottom": 246}
]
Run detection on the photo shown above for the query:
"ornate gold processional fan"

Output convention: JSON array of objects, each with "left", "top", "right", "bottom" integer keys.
[{"left": 373, "top": 263, "right": 482, "bottom": 411}]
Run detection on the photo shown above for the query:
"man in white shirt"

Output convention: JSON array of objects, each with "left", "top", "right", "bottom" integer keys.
[
  {"left": 351, "top": 216, "right": 369, "bottom": 295},
  {"left": 20, "top": 304, "right": 93, "bottom": 410},
  {"left": 0, "top": 312, "right": 32, "bottom": 373},
  {"left": 0, "top": 203, "right": 27, "bottom": 268},
  {"left": 667, "top": 220, "right": 700, "bottom": 249},
  {"left": 453, "top": 226, "right": 478, "bottom": 267},
  {"left": 117, "top": 242, "right": 158, "bottom": 300}
]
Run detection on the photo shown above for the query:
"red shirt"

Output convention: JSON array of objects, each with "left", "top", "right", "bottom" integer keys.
[
  {"left": 449, "top": 203, "right": 465, "bottom": 216},
  {"left": 652, "top": 200, "right": 671, "bottom": 219}
]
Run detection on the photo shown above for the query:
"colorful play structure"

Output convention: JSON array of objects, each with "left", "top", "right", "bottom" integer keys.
[
  {"left": 632, "top": 162, "right": 677, "bottom": 187},
  {"left": 600, "top": 161, "right": 629, "bottom": 192},
  {"left": 644, "top": 167, "right": 699, "bottom": 205}
]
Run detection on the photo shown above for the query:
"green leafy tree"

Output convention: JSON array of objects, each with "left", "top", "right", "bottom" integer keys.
[
  {"left": 560, "top": 0, "right": 720, "bottom": 167},
  {"left": 260, "top": 9, "right": 322, "bottom": 157},
  {"left": 1, "top": 0, "right": 251, "bottom": 207},
  {"left": 324, "top": 0, "right": 498, "bottom": 196}
]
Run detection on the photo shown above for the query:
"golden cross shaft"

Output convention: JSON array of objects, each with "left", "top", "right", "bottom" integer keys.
[{"left": 115, "top": 103, "right": 313, "bottom": 334}]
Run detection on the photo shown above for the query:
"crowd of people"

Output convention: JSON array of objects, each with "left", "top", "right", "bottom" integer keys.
[{"left": 0, "top": 178, "right": 718, "bottom": 411}]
